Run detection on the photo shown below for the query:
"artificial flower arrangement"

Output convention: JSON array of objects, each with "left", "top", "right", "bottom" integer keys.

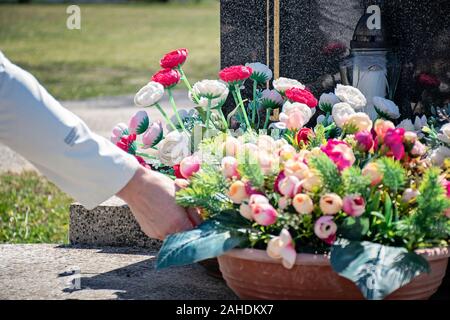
[{"left": 111, "top": 48, "right": 450, "bottom": 300}]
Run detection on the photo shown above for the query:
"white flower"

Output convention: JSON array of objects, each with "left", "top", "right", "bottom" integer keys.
[
  {"left": 414, "top": 115, "right": 428, "bottom": 131},
  {"left": 319, "top": 92, "right": 340, "bottom": 106},
  {"left": 345, "top": 112, "right": 373, "bottom": 132},
  {"left": 316, "top": 114, "right": 333, "bottom": 126},
  {"left": 260, "top": 89, "right": 284, "bottom": 109},
  {"left": 110, "top": 123, "right": 128, "bottom": 144},
  {"left": 134, "top": 81, "right": 164, "bottom": 107},
  {"left": 331, "top": 102, "right": 356, "bottom": 128},
  {"left": 192, "top": 79, "right": 229, "bottom": 100},
  {"left": 439, "top": 123, "right": 450, "bottom": 144},
  {"left": 273, "top": 77, "right": 305, "bottom": 94},
  {"left": 334, "top": 84, "right": 367, "bottom": 110},
  {"left": 373, "top": 96, "right": 400, "bottom": 119},
  {"left": 246, "top": 62, "right": 273, "bottom": 83},
  {"left": 429, "top": 146, "right": 450, "bottom": 166},
  {"left": 158, "top": 130, "right": 191, "bottom": 166}
]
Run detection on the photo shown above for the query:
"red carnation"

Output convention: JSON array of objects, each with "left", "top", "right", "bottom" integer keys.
[
  {"left": 219, "top": 65, "right": 253, "bottom": 83},
  {"left": 295, "top": 127, "right": 314, "bottom": 145},
  {"left": 151, "top": 68, "right": 181, "bottom": 88},
  {"left": 116, "top": 134, "right": 136, "bottom": 154},
  {"left": 285, "top": 87, "right": 318, "bottom": 108},
  {"left": 417, "top": 73, "right": 441, "bottom": 89},
  {"left": 160, "top": 48, "right": 188, "bottom": 69}
]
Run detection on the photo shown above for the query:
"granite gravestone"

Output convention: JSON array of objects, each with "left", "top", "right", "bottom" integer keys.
[{"left": 220, "top": 0, "right": 450, "bottom": 119}]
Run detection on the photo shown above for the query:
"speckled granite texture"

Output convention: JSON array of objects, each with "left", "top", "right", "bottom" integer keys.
[
  {"left": 70, "top": 197, "right": 161, "bottom": 249},
  {"left": 0, "top": 244, "right": 237, "bottom": 300},
  {"left": 220, "top": 0, "right": 450, "bottom": 118}
]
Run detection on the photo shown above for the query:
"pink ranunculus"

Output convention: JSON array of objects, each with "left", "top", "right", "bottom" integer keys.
[
  {"left": 319, "top": 193, "right": 343, "bottom": 215},
  {"left": 228, "top": 180, "right": 249, "bottom": 204},
  {"left": 321, "top": 139, "right": 355, "bottom": 171},
  {"left": 342, "top": 194, "right": 366, "bottom": 217},
  {"left": 314, "top": 216, "right": 337, "bottom": 245},
  {"left": 293, "top": 193, "right": 314, "bottom": 215},
  {"left": 374, "top": 119, "right": 395, "bottom": 141},
  {"left": 221, "top": 156, "right": 239, "bottom": 179},
  {"left": 142, "top": 121, "right": 163, "bottom": 148},
  {"left": 274, "top": 171, "right": 286, "bottom": 194},
  {"left": 362, "top": 162, "right": 383, "bottom": 186},
  {"left": 179, "top": 155, "right": 201, "bottom": 179},
  {"left": 278, "top": 175, "right": 301, "bottom": 198},
  {"left": 239, "top": 194, "right": 269, "bottom": 221},
  {"left": 129, "top": 110, "right": 149, "bottom": 135},
  {"left": 219, "top": 65, "right": 253, "bottom": 83},
  {"left": 279, "top": 108, "right": 306, "bottom": 130},
  {"left": 110, "top": 122, "right": 128, "bottom": 144},
  {"left": 151, "top": 68, "right": 181, "bottom": 88},
  {"left": 267, "top": 229, "right": 296, "bottom": 269},
  {"left": 159, "top": 48, "right": 188, "bottom": 69},
  {"left": 355, "top": 130, "right": 374, "bottom": 152},
  {"left": 384, "top": 128, "right": 406, "bottom": 160},
  {"left": 410, "top": 141, "right": 427, "bottom": 157},
  {"left": 251, "top": 203, "right": 278, "bottom": 226}
]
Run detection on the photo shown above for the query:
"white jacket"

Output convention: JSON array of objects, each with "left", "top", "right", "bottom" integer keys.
[{"left": 0, "top": 52, "right": 139, "bottom": 209}]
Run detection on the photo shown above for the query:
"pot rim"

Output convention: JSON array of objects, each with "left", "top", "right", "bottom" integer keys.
[{"left": 221, "top": 246, "right": 450, "bottom": 265}]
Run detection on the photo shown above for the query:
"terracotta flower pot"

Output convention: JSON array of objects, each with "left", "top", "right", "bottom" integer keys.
[{"left": 217, "top": 247, "right": 450, "bottom": 300}]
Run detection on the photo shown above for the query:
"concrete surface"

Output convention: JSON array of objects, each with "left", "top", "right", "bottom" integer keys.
[
  {"left": 70, "top": 197, "right": 160, "bottom": 248},
  {"left": 0, "top": 90, "right": 193, "bottom": 174},
  {"left": 0, "top": 244, "right": 237, "bottom": 300}
]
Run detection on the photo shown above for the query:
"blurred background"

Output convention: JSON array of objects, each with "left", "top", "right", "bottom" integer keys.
[{"left": 0, "top": 0, "right": 219, "bottom": 243}]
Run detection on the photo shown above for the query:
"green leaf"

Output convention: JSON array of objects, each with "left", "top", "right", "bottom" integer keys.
[
  {"left": 330, "top": 239, "right": 430, "bottom": 300},
  {"left": 384, "top": 193, "right": 393, "bottom": 227},
  {"left": 136, "top": 116, "right": 149, "bottom": 135},
  {"left": 376, "top": 157, "right": 405, "bottom": 193},
  {"left": 342, "top": 167, "right": 371, "bottom": 196},
  {"left": 339, "top": 217, "right": 370, "bottom": 241},
  {"left": 156, "top": 219, "right": 247, "bottom": 269},
  {"left": 309, "top": 153, "right": 342, "bottom": 193},
  {"left": 237, "top": 156, "right": 265, "bottom": 189}
]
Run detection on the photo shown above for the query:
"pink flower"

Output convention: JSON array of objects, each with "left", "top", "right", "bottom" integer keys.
[
  {"left": 410, "top": 141, "right": 426, "bottom": 157},
  {"left": 314, "top": 216, "right": 337, "bottom": 245},
  {"left": 219, "top": 65, "right": 253, "bottom": 83},
  {"left": 278, "top": 175, "right": 301, "bottom": 198},
  {"left": 362, "top": 162, "right": 383, "bottom": 186},
  {"left": 384, "top": 128, "right": 406, "bottom": 160},
  {"left": 142, "top": 121, "right": 163, "bottom": 148},
  {"left": 110, "top": 122, "right": 128, "bottom": 144},
  {"left": 252, "top": 202, "right": 278, "bottom": 226},
  {"left": 274, "top": 171, "right": 286, "bottom": 194},
  {"left": 321, "top": 139, "right": 355, "bottom": 171},
  {"left": 319, "top": 193, "right": 343, "bottom": 215},
  {"left": 239, "top": 194, "right": 269, "bottom": 221},
  {"left": 355, "top": 131, "right": 374, "bottom": 152},
  {"left": 279, "top": 108, "right": 307, "bottom": 130},
  {"left": 179, "top": 155, "right": 201, "bottom": 179},
  {"left": 228, "top": 181, "right": 249, "bottom": 204},
  {"left": 222, "top": 136, "right": 241, "bottom": 157},
  {"left": 267, "top": 229, "right": 296, "bottom": 269},
  {"left": 129, "top": 110, "right": 149, "bottom": 135},
  {"left": 444, "top": 180, "right": 450, "bottom": 199},
  {"left": 342, "top": 194, "right": 366, "bottom": 217},
  {"left": 278, "top": 196, "right": 290, "bottom": 210},
  {"left": 374, "top": 119, "right": 395, "bottom": 141},
  {"left": 151, "top": 68, "right": 181, "bottom": 88},
  {"left": 116, "top": 133, "right": 136, "bottom": 154},
  {"left": 221, "top": 156, "right": 239, "bottom": 179},
  {"left": 295, "top": 127, "right": 314, "bottom": 145},
  {"left": 159, "top": 48, "right": 188, "bottom": 69},
  {"left": 293, "top": 193, "right": 314, "bottom": 215},
  {"left": 285, "top": 87, "right": 318, "bottom": 108}
]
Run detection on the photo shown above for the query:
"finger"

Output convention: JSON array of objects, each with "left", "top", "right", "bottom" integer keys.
[{"left": 187, "top": 207, "right": 203, "bottom": 227}]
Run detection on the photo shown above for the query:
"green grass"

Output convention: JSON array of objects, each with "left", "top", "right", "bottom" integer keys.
[
  {"left": 0, "top": 3, "right": 220, "bottom": 100},
  {"left": 0, "top": 172, "right": 72, "bottom": 243}
]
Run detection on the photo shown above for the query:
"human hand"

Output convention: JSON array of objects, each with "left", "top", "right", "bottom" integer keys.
[{"left": 117, "top": 166, "right": 200, "bottom": 240}]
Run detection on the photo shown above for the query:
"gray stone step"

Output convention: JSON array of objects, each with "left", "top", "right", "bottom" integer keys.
[{"left": 69, "top": 197, "right": 161, "bottom": 249}]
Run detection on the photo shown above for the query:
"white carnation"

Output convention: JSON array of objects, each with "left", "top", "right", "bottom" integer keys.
[{"left": 334, "top": 84, "right": 367, "bottom": 110}]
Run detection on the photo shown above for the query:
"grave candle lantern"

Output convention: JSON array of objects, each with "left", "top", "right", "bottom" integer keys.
[{"left": 339, "top": 6, "right": 401, "bottom": 120}]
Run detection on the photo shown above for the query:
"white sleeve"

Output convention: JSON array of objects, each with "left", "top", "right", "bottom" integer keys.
[{"left": 0, "top": 52, "right": 140, "bottom": 209}]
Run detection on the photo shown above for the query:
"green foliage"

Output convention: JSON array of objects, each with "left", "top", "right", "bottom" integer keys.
[
  {"left": 308, "top": 124, "right": 326, "bottom": 149},
  {"left": 342, "top": 167, "right": 371, "bottom": 196},
  {"left": 376, "top": 157, "right": 406, "bottom": 193},
  {"left": 397, "top": 168, "right": 450, "bottom": 249},
  {"left": 176, "top": 165, "right": 231, "bottom": 216},
  {"left": 0, "top": 172, "right": 72, "bottom": 243},
  {"left": 237, "top": 156, "right": 265, "bottom": 190},
  {"left": 309, "top": 153, "right": 342, "bottom": 193},
  {"left": 338, "top": 217, "right": 370, "bottom": 241}
]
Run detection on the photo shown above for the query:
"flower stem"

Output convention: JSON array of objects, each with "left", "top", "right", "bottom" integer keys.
[
  {"left": 178, "top": 66, "right": 199, "bottom": 104},
  {"left": 167, "top": 88, "right": 187, "bottom": 131},
  {"left": 264, "top": 108, "right": 272, "bottom": 129},
  {"left": 206, "top": 98, "right": 212, "bottom": 129},
  {"left": 233, "top": 84, "right": 251, "bottom": 129},
  {"left": 135, "top": 152, "right": 157, "bottom": 160},
  {"left": 252, "top": 80, "right": 258, "bottom": 125},
  {"left": 154, "top": 103, "right": 177, "bottom": 131}
]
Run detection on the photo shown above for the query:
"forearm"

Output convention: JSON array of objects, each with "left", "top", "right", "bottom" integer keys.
[{"left": 0, "top": 52, "right": 139, "bottom": 209}]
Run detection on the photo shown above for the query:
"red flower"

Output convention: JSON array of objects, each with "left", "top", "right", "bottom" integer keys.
[
  {"left": 322, "top": 41, "right": 347, "bottom": 56},
  {"left": 417, "top": 73, "right": 441, "bottom": 89},
  {"left": 285, "top": 87, "right": 318, "bottom": 108},
  {"left": 355, "top": 130, "right": 374, "bottom": 152},
  {"left": 295, "top": 127, "right": 314, "bottom": 145},
  {"left": 159, "top": 48, "right": 188, "bottom": 69},
  {"left": 273, "top": 171, "right": 286, "bottom": 194},
  {"left": 173, "top": 164, "right": 184, "bottom": 179},
  {"left": 151, "top": 68, "right": 181, "bottom": 88},
  {"left": 321, "top": 139, "right": 355, "bottom": 171},
  {"left": 116, "top": 134, "right": 136, "bottom": 154},
  {"left": 219, "top": 65, "right": 253, "bottom": 83},
  {"left": 384, "top": 128, "right": 406, "bottom": 160},
  {"left": 135, "top": 155, "right": 150, "bottom": 169}
]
